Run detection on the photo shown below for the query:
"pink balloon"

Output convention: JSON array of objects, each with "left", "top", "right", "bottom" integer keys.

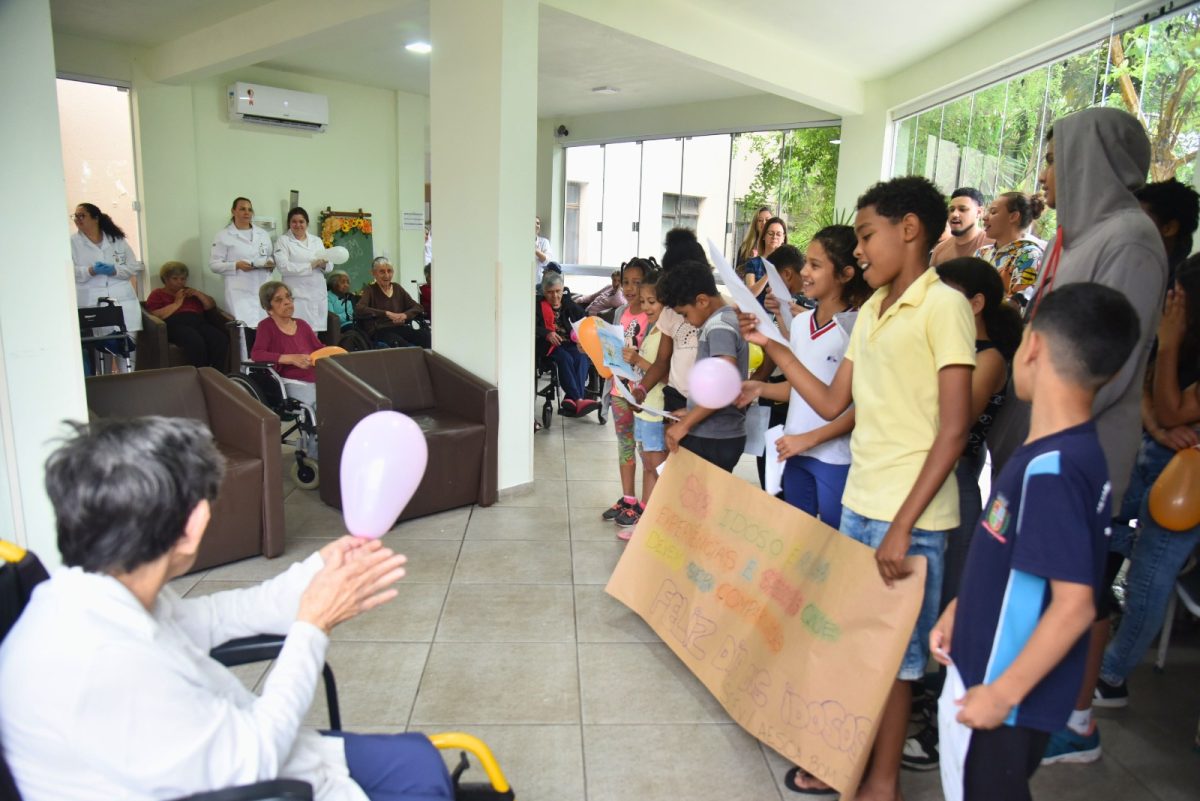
[
  {"left": 688, "top": 357, "right": 742, "bottom": 409},
  {"left": 339, "top": 411, "right": 428, "bottom": 539}
]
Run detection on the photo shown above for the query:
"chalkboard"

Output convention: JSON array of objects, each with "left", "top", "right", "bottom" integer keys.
[{"left": 330, "top": 228, "right": 374, "bottom": 292}]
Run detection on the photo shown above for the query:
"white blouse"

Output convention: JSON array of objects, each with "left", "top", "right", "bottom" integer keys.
[
  {"left": 210, "top": 223, "right": 276, "bottom": 327},
  {"left": 70, "top": 231, "right": 145, "bottom": 332},
  {"left": 0, "top": 554, "right": 368, "bottom": 801},
  {"left": 274, "top": 232, "right": 332, "bottom": 332}
]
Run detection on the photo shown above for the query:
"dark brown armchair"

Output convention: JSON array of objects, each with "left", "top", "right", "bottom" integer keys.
[
  {"left": 137, "top": 304, "right": 236, "bottom": 372},
  {"left": 316, "top": 349, "right": 497, "bottom": 521},
  {"left": 85, "top": 366, "right": 285, "bottom": 571}
]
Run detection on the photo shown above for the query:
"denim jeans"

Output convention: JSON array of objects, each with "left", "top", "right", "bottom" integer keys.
[
  {"left": 782, "top": 455, "right": 850, "bottom": 529},
  {"left": 1100, "top": 435, "right": 1200, "bottom": 685},
  {"left": 549, "top": 344, "right": 590, "bottom": 401},
  {"left": 839, "top": 507, "right": 947, "bottom": 681}
]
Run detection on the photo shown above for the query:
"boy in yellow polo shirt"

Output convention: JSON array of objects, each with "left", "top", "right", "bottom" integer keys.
[{"left": 740, "top": 176, "right": 975, "bottom": 800}]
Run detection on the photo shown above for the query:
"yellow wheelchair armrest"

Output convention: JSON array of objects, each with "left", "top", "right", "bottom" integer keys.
[{"left": 429, "top": 732, "right": 510, "bottom": 793}]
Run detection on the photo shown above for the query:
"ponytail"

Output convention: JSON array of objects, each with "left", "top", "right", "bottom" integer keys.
[
  {"left": 77, "top": 202, "right": 126, "bottom": 241},
  {"left": 936, "top": 257, "right": 1022, "bottom": 360}
]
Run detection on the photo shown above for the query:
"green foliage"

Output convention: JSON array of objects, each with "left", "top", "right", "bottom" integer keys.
[{"left": 737, "top": 127, "right": 841, "bottom": 247}]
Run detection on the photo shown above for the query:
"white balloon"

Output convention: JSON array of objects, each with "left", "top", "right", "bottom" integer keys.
[{"left": 321, "top": 246, "right": 350, "bottom": 265}]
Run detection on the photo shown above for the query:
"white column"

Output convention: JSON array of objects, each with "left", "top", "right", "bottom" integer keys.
[
  {"left": 396, "top": 90, "right": 429, "bottom": 286},
  {"left": 430, "top": 0, "right": 537, "bottom": 490},
  {"left": 0, "top": 0, "right": 90, "bottom": 566},
  {"left": 536, "top": 120, "right": 565, "bottom": 257},
  {"left": 833, "top": 83, "right": 891, "bottom": 213}
]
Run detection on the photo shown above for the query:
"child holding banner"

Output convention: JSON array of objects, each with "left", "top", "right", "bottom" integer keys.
[
  {"left": 600, "top": 259, "right": 652, "bottom": 525},
  {"left": 659, "top": 261, "right": 750, "bottom": 471},
  {"left": 616, "top": 274, "right": 673, "bottom": 533},
  {"left": 741, "top": 226, "right": 869, "bottom": 529},
  {"left": 739, "top": 177, "right": 975, "bottom": 800},
  {"left": 930, "top": 283, "right": 1140, "bottom": 801}
]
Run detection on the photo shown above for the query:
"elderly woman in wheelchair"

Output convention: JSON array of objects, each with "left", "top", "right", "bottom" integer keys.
[{"left": 0, "top": 417, "right": 462, "bottom": 801}]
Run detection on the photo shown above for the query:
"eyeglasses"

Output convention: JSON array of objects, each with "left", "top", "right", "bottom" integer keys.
[{"left": 71, "top": 213, "right": 87, "bottom": 220}]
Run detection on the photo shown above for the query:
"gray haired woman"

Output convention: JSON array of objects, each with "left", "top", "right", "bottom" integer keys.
[
  {"left": 144, "top": 261, "right": 228, "bottom": 369},
  {"left": 536, "top": 272, "right": 598, "bottom": 416}
]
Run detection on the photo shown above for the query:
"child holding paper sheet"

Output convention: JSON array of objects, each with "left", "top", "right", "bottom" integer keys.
[
  {"left": 615, "top": 274, "right": 673, "bottom": 534},
  {"left": 740, "top": 226, "right": 870, "bottom": 529},
  {"left": 738, "top": 177, "right": 975, "bottom": 799},
  {"left": 600, "top": 259, "right": 652, "bottom": 527},
  {"left": 930, "top": 283, "right": 1139, "bottom": 801}
]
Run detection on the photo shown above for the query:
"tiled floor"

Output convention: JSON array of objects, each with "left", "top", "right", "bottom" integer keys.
[{"left": 178, "top": 411, "right": 1200, "bottom": 800}]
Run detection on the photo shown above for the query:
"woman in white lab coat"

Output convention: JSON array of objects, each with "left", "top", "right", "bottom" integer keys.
[
  {"left": 273, "top": 207, "right": 331, "bottom": 333},
  {"left": 71, "top": 203, "right": 144, "bottom": 333},
  {"left": 209, "top": 196, "right": 275, "bottom": 328}
]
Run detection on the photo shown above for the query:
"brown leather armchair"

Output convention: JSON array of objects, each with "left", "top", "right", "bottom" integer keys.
[
  {"left": 316, "top": 349, "right": 497, "bottom": 521},
  {"left": 85, "top": 366, "right": 285, "bottom": 571},
  {"left": 137, "top": 304, "right": 236, "bottom": 372}
]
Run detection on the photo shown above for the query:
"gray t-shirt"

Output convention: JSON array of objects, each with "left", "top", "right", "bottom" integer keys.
[{"left": 687, "top": 304, "right": 748, "bottom": 439}]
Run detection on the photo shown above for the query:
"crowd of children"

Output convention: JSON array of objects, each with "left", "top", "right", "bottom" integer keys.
[{"left": 573, "top": 106, "right": 1199, "bottom": 801}]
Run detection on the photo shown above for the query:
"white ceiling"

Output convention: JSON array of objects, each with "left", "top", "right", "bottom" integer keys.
[{"left": 50, "top": 0, "right": 1036, "bottom": 116}]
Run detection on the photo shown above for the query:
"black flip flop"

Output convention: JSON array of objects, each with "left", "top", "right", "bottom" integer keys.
[{"left": 783, "top": 767, "right": 838, "bottom": 796}]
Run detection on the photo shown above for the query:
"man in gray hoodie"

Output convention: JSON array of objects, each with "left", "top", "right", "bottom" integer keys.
[{"left": 987, "top": 106, "right": 1168, "bottom": 766}]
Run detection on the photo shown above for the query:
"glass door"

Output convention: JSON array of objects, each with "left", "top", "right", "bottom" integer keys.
[{"left": 600, "top": 141, "right": 642, "bottom": 266}]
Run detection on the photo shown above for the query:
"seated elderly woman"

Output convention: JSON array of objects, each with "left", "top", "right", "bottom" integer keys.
[
  {"left": 536, "top": 272, "right": 599, "bottom": 417},
  {"left": 0, "top": 416, "right": 454, "bottom": 801},
  {"left": 251, "top": 280, "right": 323, "bottom": 411},
  {"left": 327, "top": 270, "right": 358, "bottom": 331},
  {"left": 355, "top": 257, "right": 431, "bottom": 349},
  {"left": 144, "top": 261, "right": 229, "bottom": 369}
]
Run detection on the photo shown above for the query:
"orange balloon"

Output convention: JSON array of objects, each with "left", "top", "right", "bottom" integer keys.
[
  {"left": 310, "top": 346, "right": 348, "bottom": 362},
  {"left": 574, "top": 317, "right": 613, "bottom": 379},
  {"left": 1148, "top": 447, "right": 1200, "bottom": 532}
]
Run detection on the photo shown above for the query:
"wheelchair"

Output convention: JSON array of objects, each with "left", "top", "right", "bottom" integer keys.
[
  {"left": 535, "top": 353, "right": 608, "bottom": 431},
  {"left": 226, "top": 322, "right": 320, "bottom": 490},
  {"left": 0, "top": 542, "right": 515, "bottom": 801},
  {"left": 78, "top": 297, "right": 135, "bottom": 376}
]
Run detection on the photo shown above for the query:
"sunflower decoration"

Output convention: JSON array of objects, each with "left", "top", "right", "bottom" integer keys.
[{"left": 319, "top": 213, "right": 372, "bottom": 248}]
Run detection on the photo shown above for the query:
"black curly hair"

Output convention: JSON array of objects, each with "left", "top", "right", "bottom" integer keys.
[
  {"left": 657, "top": 260, "right": 718, "bottom": 308},
  {"left": 856, "top": 176, "right": 948, "bottom": 253}
]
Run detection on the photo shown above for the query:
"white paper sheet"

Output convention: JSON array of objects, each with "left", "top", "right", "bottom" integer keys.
[
  {"left": 761, "top": 257, "right": 794, "bottom": 329},
  {"left": 597, "top": 320, "right": 641, "bottom": 381},
  {"left": 707, "top": 239, "right": 789, "bottom": 347},
  {"left": 937, "top": 663, "right": 972, "bottom": 801},
  {"left": 743, "top": 405, "right": 771, "bottom": 456},
  {"left": 612, "top": 376, "right": 680, "bottom": 421},
  {"left": 763, "top": 424, "right": 785, "bottom": 495}
]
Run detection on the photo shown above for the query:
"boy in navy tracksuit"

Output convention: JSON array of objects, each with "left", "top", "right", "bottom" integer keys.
[{"left": 931, "top": 283, "right": 1141, "bottom": 801}]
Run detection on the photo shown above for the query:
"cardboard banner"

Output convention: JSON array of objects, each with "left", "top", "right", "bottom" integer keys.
[{"left": 606, "top": 449, "right": 926, "bottom": 795}]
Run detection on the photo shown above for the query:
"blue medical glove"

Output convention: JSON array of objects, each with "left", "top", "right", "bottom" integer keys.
[{"left": 93, "top": 261, "right": 116, "bottom": 276}]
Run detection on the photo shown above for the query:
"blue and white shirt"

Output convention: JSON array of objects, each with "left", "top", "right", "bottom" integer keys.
[{"left": 950, "top": 421, "right": 1111, "bottom": 732}]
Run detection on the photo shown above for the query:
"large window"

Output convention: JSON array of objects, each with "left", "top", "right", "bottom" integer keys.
[
  {"left": 562, "top": 125, "right": 840, "bottom": 267},
  {"left": 891, "top": 7, "right": 1200, "bottom": 239}
]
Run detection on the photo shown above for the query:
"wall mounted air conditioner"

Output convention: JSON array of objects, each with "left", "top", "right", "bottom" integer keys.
[{"left": 227, "top": 82, "right": 328, "bottom": 132}]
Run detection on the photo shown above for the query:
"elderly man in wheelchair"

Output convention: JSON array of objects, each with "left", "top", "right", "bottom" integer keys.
[{"left": 0, "top": 417, "right": 509, "bottom": 801}]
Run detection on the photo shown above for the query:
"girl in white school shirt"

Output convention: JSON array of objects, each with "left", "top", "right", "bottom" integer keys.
[
  {"left": 209, "top": 196, "right": 275, "bottom": 329},
  {"left": 71, "top": 202, "right": 145, "bottom": 336},
  {"left": 273, "top": 206, "right": 331, "bottom": 333}
]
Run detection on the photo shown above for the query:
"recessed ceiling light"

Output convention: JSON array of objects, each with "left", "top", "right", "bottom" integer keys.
[
  {"left": 405, "top": 42, "right": 432, "bottom": 54},
  {"left": 591, "top": 86, "right": 620, "bottom": 95}
]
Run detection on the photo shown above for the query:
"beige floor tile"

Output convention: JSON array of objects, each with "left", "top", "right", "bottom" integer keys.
[
  {"left": 578, "top": 643, "right": 730, "bottom": 724},
  {"left": 583, "top": 724, "right": 780, "bottom": 801},
  {"left": 568, "top": 506, "right": 624, "bottom": 541},
  {"left": 332, "top": 581, "right": 447, "bottom": 642},
  {"left": 410, "top": 643, "right": 580, "bottom": 725},
  {"left": 389, "top": 507, "right": 472, "bottom": 540},
  {"left": 571, "top": 540, "right": 625, "bottom": 584},
  {"left": 1028, "top": 755, "right": 1156, "bottom": 801},
  {"left": 493, "top": 479, "right": 567, "bottom": 508},
  {"left": 533, "top": 451, "right": 567, "bottom": 480},
  {"left": 436, "top": 584, "right": 575, "bottom": 642},
  {"left": 574, "top": 585, "right": 658, "bottom": 643},
  {"left": 1094, "top": 714, "right": 1200, "bottom": 801},
  {"left": 565, "top": 455, "right": 619, "bottom": 481},
  {"left": 374, "top": 538, "right": 461, "bottom": 584},
  {"left": 567, "top": 479, "right": 628, "bottom": 508},
  {"left": 302, "top": 642, "right": 429, "bottom": 728},
  {"left": 453, "top": 540, "right": 572, "bottom": 585},
  {"left": 284, "top": 494, "right": 347, "bottom": 539},
  {"left": 422, "top": 724, "right": 585, "bottom": 801},
  {"left": 560, "top": 420, "right": 615, "bottom": 442},
  {"left": 169, "top": 570, "right": 208, "bottom": 594},
  {"left": 183, "top": 580, "right": 256, "bottom": 597},
  {"left": 465, "top": 506, "right": 568, "bottom": 541},
  {"left": 564, "top": 439, "right": 618, "bottom": 464},
  {"left": 203, "top": 538, "right": 328, "bottom": 581}
]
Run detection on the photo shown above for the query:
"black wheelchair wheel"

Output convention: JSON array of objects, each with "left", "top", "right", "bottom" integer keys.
[
  {"left": 291, "top": 456, "right": 320, "bottom": 490},
  {"left": 541, "top": 404, "right": 552, "bottom": 431},
  {"left": 338, "top": 329, "right": 371, "bottom": 353},
  {"left": 227, "top": 373, "right": 264, "bottom": 404}
]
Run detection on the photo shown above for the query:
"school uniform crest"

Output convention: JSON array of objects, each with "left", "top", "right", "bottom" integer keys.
[{"left": 983, "top": 494, "right": 1011, "bottom": 543}]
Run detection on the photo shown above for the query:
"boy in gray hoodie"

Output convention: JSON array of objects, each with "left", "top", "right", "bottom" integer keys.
[{"left": 987, "top": 106, "right": 1167, "bottom": 765}]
